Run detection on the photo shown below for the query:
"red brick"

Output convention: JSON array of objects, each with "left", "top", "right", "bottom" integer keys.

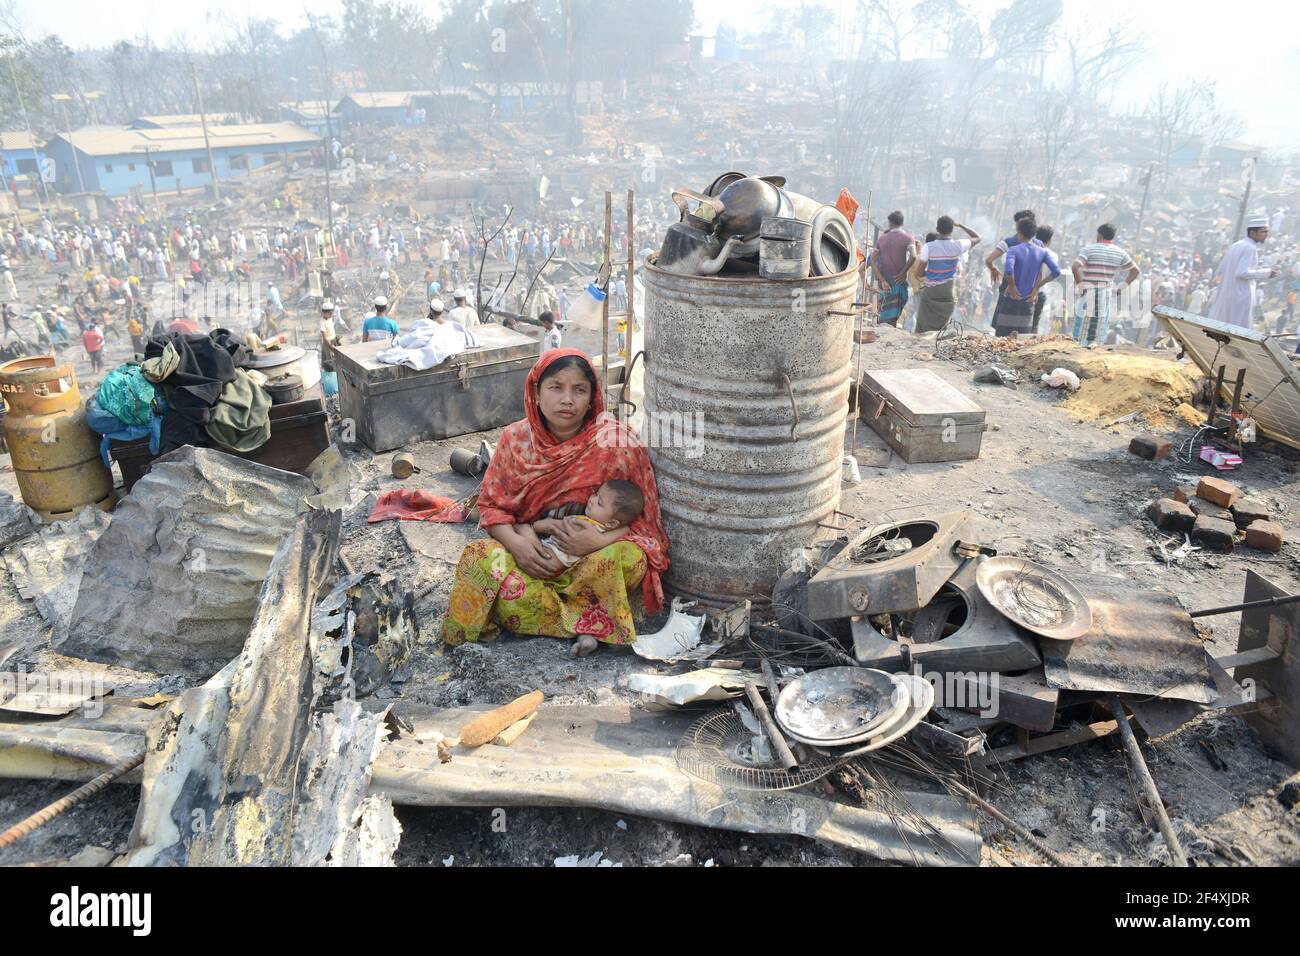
[
  {"left": 1172, "top": 484, "right": 1198, "bottom": 504},
  {"left": 1129, "top": 434, "right": 1172, "bottom": 460},
  {"left": 1231, "top": 498, "right": 1270, "bottom": 530},
  {"left": 1146, "top": 498, "right": 1195, "bottom": 534},
  {"left": 1191, "top": 515, "right": 1237, "bottom": 553},
  {"left": 1244, "top": 520, "right": 1284, "bottom": 553},
  {"left": 1197, "top": 476, "right": 1240, "bottom": 508},
  {"left": 1186, "top": 497, "right": 1234, "bottom": 522}
]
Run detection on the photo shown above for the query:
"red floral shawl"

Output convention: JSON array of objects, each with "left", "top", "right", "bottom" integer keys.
[{"left": 476, "top": 348, "right": 670, "bottom": 612}]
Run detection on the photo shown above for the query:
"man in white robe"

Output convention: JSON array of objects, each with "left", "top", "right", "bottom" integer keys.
[{"left": 1209, "top": 217, "right": 1277, "bottom": 329}]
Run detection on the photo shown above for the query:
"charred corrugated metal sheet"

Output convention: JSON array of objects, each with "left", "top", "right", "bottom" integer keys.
[
  {"left": 56, "top": 447, "right": 316, "bottom": 678},
  {"left": 126, "top": 510, "right": 398, "bottom": 866}
]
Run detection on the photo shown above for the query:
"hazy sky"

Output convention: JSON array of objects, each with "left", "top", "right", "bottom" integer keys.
[{"left": 9, "top": 0, "right": 1299, "bottom": 150}]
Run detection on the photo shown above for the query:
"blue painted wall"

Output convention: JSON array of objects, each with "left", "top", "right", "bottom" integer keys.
[
  {"left": 44, "top": 139, "right": 314, "bottom": 196},
  {"left": 1, "top": 148, "right": 46, "bottom": 181}
]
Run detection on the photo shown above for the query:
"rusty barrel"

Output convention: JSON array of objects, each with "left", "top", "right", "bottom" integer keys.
[
  {"left": 643, "top": 260, "right": 856, "bottom": 604},
  {"left": 0, "top": 356, "right": 113, "bottom": 520}
]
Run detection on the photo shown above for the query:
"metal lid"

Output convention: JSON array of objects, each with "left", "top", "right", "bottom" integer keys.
[
  {"left": 244, "top": 345, "right": 307, "bottom": 369},
  {"left": 861, "top": 369, "right": 985, "bottom": 426}
]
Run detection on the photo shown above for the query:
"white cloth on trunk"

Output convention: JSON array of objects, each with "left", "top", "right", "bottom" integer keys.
[{"left": 376, "top": 319, "right": 479, "bottom": 370}]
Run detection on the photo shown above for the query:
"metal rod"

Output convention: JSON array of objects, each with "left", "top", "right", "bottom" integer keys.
[
  {"left": 745, "top": 681, "right": 798, "bottom": 771},
  {"left": 1191, "top": 590, "right": 1300, "bottom": 618},
  {"left": 947, "top": 779, "right": 1066, "bottom": 866},
  {"left": 0, "top": 753, "right": 144, "bottom": 850},
  {"left": 851, "top": 189, "right": 873, "bottom": 455},
  {"left": 625, "top": 189, "right": 634, "bottom": 371},
  {"left": 1107, "top": 696, "right": 1188, "bottom": 867}
]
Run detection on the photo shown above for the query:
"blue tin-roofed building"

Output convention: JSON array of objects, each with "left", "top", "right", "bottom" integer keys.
[
  {"left": 336, "top": 91, "right": 430, "bottom": 127},
  {"left": 43, "top": 122, "right": 318, "bottom": 197},
  {"left": 0, "top": 131, "right": 48, "bottom": 183}
]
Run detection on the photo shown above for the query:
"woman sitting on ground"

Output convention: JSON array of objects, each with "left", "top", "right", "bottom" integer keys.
[{"left": 440, "top": 348, "right": 669, "bottom": 657}]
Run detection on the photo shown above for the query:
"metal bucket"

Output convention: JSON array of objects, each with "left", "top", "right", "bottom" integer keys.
[
  {"left": 643, "top": 259, "right": 857, "bottom": 604},
  {"left": 0, "top": 356, "right": 113, "bottom": 520}
]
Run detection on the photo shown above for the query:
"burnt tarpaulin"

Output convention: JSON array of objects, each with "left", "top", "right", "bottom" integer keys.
[
  {"left": 1038, "top": 572, "right": 1217, "bottom": 704},
  {"left": 56, "top": 446, "right": 316, "bottom": 678}
]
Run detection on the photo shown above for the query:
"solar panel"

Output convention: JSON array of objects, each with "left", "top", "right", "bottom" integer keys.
[{"left": 1154, "top": 305, "right": 1300, "bottom": 450}]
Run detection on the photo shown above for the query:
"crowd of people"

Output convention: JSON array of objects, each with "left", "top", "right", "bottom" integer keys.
[{"left": 858, "top": 205, "right": 1299, "bottom": 347}]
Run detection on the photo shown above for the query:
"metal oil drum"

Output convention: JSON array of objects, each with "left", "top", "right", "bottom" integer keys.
[
  {"left": 0, "top": 356, "right": 114, "bottom": 520},
  {"left": 643, "top": 259, "right": 857, "bottom": 604}
]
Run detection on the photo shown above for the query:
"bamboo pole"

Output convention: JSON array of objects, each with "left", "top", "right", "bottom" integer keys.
[
  {"left": 1107, "top": 696, "right": 1188, "bottom": 867},
  {"left": 602, "top": 190, "right": 612, "bottom": 393},
  {"left": 745, "top": 682, "right": 798, "bottom": 771}
]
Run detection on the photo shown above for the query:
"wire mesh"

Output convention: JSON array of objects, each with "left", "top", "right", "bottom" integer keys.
[{"left": 674, "top": 710, "right": 841, "bottom": 791}]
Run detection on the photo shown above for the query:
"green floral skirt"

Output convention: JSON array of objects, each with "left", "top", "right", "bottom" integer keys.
[{"left": 440, "top": 539, "right": 647, "bottom": 647}]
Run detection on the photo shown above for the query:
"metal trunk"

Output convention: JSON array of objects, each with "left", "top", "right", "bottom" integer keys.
[{"left": 643, "top": 261, "right": 856, "bottom": 604}]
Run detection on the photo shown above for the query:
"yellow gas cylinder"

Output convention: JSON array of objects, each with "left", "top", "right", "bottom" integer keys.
[{"left": 0, "top": 356, "right": 114, "bottom": 520}]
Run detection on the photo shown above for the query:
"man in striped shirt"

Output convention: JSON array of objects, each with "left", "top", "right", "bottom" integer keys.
[
  {"left": 911, "top": 216, "right": 982, "bottom": 333},
  {"left": 1070, "top": 223, "right": 1139, "bottom": 346}
]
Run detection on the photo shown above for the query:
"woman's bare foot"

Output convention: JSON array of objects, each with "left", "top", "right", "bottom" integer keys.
[{"left": 569, "top": 635, "right": 598, "bottom": 658}]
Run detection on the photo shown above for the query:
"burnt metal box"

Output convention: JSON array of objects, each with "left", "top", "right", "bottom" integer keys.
[
  {"left": 849, "top": 558, "right": 1042, "bottom": 673},
  {"left": 860, "top": 369, "right": 986, "bottom": 463},
  {"left": 333, "top": 324, "right": 540, "bottom": 453},
  {"left": 806, "top": 512, "right": 971, "bottom": 620}
]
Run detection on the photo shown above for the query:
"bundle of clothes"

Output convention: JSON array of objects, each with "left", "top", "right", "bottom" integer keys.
[
  {"left": 376, "top": 318, "right": 479, "bottom": 371},
  {"left": 86, "top": 328, "right": 274, "bottom": 463}
]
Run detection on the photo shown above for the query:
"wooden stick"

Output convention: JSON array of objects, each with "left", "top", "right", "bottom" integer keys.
[
  {"left": 1107, "top": 696, "right": 1189, "bottom": 867},
  {"left": 745, "top": 681, "right": 798, "bottom": 771},
  {"left": 602, "top": 190, "right": 612, "bottom": 396},
  {"left": 459, "top": 690, "right": 544, "bottom": 748}
]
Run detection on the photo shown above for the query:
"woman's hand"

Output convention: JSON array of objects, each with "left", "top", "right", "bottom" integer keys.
[
  {"left": 488, "top": 523, "right": 566, "bottom": 579},
  {"left": 514, "top": 539, "right": 566, "bottom": 579},
  {"left": 548, "top": 516, "right": 626, "bottom": 559}
]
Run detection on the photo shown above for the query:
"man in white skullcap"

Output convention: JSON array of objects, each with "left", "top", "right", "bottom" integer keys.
[
  {"left": 319, "top": 299, "right": 338, "bottom": 344},
  {"left": 1209, "top": 217, "right": 1278, "bottom": 329},
  {"left": 448, "top": 287, "right": 478, "bottom": 327},
  {"left": 362, "top": 294, "right": 400, "bottom": 343}
]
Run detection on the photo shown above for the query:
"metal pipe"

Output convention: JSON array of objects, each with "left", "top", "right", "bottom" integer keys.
[
  {"left": 1107, "top": 696, "right": 1188, "bottom": 867},
  {"left": 1191, "top": 590, "right": 1300, "bottom": 618}
]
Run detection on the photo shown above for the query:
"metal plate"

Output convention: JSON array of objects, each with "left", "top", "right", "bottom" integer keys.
[
  {"left": 830, "top": 675, "right": 937, "bottom": 757},
  {"left": 245, "top": 345, "right": 306, "bottom": 369},
  {"left": 774, "top": 667, "right": 908, "bottom": 745},
  {"left": 976, "top": 556, "right": 1092, "bottom": 641},
  {"left": 1154, "top": 305, "right": 1300, "bottom": 449}
]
